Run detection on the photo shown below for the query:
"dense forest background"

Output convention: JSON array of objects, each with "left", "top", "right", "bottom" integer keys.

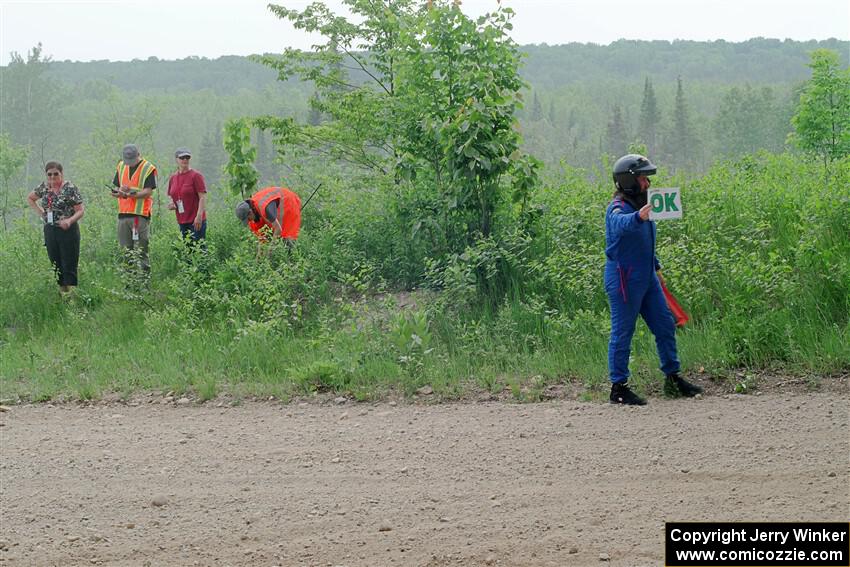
[{"left": 2, "top": 38, "right": 848, "bottom": 195}]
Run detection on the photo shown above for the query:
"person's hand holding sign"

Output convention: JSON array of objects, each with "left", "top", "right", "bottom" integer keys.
[
  {"left": 639, "top": 204, "right": 651, "bottom": 221},
  {"left": 648, "top": 187, "right": 682, "bottom": 220}
]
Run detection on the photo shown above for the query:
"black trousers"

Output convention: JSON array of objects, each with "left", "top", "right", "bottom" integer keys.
[{"left": 44, "top": 223, "right": 80, "bottom": 286}]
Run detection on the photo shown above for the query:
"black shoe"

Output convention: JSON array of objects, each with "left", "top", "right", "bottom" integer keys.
[
  {"left": 663, "top": 373, "right": 703, "bottom": 398},
  {"left": 610, "top": 382, "right": 647, "bottom": 405}
]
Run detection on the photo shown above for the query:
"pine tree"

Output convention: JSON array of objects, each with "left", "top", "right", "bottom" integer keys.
[
  {"left": 606, "top": 105, "right": 628, "bottom": 157},
  {"left": 667, "top": 76, "right": 697, "bottom": 171},
  {"left": 255, "top": 130, "right": 277, "bottom": 185},
  {"left": 531, "top": 92, "right": 543, "bottom": 121},
  {"left": 566, "top": 107, "right": 577, "bottom": 130},
  {"left": 638, "top": 77, "right": 661, "bottom": 155},
  {"left": 307, "top": 93, "right": 323, "bottom": 126},
  {"left": 198, "top": 123, "right": 225, "bottom": 188}
]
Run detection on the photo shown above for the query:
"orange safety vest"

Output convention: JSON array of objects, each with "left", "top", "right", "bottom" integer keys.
[
  {"left": 248, "top": 186, "right": 301, "bottom": 241},
  {"left": 116, "top": 159, "right": 157, "bottom": 217}
]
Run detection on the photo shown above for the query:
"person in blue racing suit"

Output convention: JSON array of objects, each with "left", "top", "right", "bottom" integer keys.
[{"left": 604, "top": 154, "right": 703, "bottom": 405}]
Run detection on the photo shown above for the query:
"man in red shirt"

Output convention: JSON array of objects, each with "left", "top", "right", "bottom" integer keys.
[{"left": 167, "top": 147, "right": 207, "bottom": 245}]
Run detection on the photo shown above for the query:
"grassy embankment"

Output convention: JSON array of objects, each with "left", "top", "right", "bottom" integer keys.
[{"left": 1, "top": 153, "right": 847, "bottom": 403}]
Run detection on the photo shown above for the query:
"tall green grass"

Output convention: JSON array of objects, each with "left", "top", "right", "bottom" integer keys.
[{"left": 1, "top": 153, "right": 847, "bottom": 402}]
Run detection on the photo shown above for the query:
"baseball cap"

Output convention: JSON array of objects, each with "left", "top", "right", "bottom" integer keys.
[
  {"left": 175, "top": 147, "right": 192, "bottom": 158},
  {"left": 122, "top": 144, "right": 140, "bottom": 162},
  {"left": 235, "top": 201, "right": 252, "bottom": 225}
]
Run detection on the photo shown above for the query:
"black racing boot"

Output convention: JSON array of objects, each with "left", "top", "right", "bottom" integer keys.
[
  {"left": 610, "top": 382, "right": 647, "bottom": 406},
  {"left": 663, "top": 372, "right": 703, "bottom": 398}
]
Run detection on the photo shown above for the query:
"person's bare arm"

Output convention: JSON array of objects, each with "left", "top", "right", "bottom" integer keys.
[
  {"left": 59, "top": 203, "right": 85, "bottom": 230},
  {"left": 194, "top": 193, "right": 207, "bottom": 230},
  {"left": 124, "top": 187, "right": 153, "bottom": 200},
  {"left": 27, "top": 191, "right": 44, "bottom": 217}
]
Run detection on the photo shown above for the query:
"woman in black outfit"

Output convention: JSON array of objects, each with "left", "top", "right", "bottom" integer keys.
[{"left": 27, "top": 161, "right": 85, "bottom": 294}]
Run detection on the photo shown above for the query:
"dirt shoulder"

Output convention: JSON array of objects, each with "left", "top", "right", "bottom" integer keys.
[{"left": 1, "top": 389, "right": 848, "bottom": 567}]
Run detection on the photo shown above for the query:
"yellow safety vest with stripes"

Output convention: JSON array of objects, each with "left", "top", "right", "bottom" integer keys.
[{"left": 116, "top": 159, "right": 156, "bottom": 217}]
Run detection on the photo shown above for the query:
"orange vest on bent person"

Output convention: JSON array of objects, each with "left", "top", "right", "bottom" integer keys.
[
  {"left": 247, "top": 186, "right": 301, "bottom": 241},
  {"left": 116, "top": 159, "right": 157, "bottom": 217}
]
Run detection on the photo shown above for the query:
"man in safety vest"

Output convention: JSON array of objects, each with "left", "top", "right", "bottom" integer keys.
[
  {"left": 111, "top": 144, "right": 157, "bottom": 277},
  {"left": 234, "top": 186, "right": 301, "bottom": 255}
]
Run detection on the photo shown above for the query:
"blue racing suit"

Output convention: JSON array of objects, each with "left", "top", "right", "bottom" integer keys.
[{"left": 604, "top": 197, "right": 679, "bottom": 384}]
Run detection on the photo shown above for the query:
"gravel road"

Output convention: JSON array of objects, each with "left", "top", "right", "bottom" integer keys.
[{"left": 1, "top": 389, "right": 847, "bottom": 566}]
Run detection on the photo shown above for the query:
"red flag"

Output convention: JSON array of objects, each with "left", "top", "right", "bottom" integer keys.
[{"left": 660, "top": 279, "right": 690, "bottom": 328}]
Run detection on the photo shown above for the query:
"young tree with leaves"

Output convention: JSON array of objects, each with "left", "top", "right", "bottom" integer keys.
[
  {"left": 791, "top": 49, "right": 850, "bottom": 169},
  {"left": 249, "top": 0, "right": 536, "bottom": 249},
  {"left": 0, "top": 44, "right": 65, "bottom": 188},
  {"left": 223, "top": 119, "right": 260, "bottom": 199}
]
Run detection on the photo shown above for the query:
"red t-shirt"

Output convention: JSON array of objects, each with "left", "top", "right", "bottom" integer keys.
[{"left": 167, "top": 169, "right": 207, "bottom": 224}]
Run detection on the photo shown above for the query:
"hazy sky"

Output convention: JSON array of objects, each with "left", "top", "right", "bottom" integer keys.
[{"left": 1, "top": 0, "right": 848, "bottom": 65}]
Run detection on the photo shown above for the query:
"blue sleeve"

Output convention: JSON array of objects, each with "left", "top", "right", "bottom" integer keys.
[
  {"left": 606, "top": 203, "right": 643, "bottom": 237},
  {"left": 652, "top": 221, "right": 661, "bottom": 271}
]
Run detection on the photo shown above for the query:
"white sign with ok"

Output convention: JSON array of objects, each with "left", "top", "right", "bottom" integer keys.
[{"left": 648, "top": 187, "right": 682, "bottom": 220}]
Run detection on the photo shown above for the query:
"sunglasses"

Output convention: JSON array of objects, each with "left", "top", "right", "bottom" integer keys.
[
  {"left": 46, "top": 172, "right": 61, "bottom": 177},
  {"left": 177, "top": 155, "right": 191, "bottom": 160}
]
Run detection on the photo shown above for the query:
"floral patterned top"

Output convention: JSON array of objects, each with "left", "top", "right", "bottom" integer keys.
[{"left": 33, "top": 181, "right": 83, "bottom": 220}]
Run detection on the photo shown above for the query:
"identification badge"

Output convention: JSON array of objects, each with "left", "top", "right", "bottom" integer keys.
[
  {"left": 132, "top": 227, "right": 140, "bottom": 241},
  {"left": 176, "top": 199, "right": 185, "bottom": 214},
  {"left": 46, "top": 211, "right": 54, "bottom": 224}
]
